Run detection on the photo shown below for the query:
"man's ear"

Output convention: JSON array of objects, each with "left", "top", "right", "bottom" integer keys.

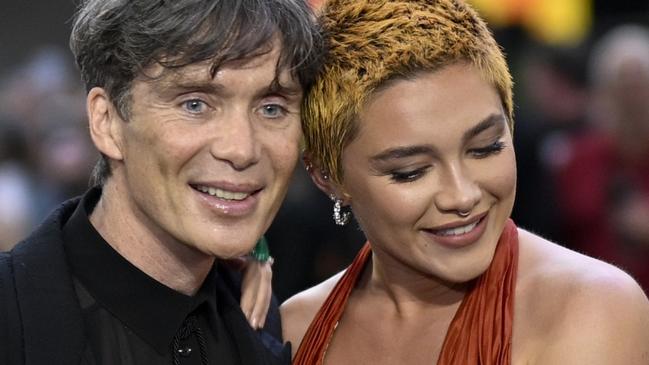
[{"left": 87, "top": 87, "right": 124, "bottom": 162}]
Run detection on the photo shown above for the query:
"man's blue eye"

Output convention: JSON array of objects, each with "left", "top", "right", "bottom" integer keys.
[
  {"left": 184, "top": 100, "right": 206, "bottom": 113},
  {"left": 261, "top": 104, "right": 286, "bottom": 118}
]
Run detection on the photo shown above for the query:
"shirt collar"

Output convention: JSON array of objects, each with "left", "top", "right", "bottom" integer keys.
[{"left": 62, "top": 187, "right": 220, "bottom": 354}]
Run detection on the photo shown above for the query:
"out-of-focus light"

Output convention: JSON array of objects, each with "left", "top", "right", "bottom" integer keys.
[
  {"left": 308, "top": 0, "right": 591, "bottom": 46},
  {"left": 526, "top": 0, "right": 592, "bottom": 45},
  {"left": 469, "top": 0, "right": 592, "bottom": 46}
]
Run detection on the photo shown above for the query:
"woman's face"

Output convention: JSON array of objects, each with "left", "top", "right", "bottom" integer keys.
[{"left": 340, "top": 63, "right": 516, "bottom": 283}]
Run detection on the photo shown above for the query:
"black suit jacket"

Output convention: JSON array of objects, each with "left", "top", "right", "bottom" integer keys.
[{"left": 0, "top": 197, "right": 290, "bottom": 365}]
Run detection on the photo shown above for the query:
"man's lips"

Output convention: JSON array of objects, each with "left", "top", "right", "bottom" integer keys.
[
  {"left": 189, "top": 181, "right": 263, "bottom": 201},
  {"left": 189, "top": 181, "right": 264, "bottom": 216},
  {"left": 193, "top": 185, "right": 251, "bottom": 201}
]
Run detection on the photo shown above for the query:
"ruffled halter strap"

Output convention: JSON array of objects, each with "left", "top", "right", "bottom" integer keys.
[{"left": 294, "top": 219, "right": 519, "bottom": 365}]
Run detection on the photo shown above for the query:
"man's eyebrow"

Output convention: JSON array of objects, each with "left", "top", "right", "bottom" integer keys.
[
  {"left": 370, "top": 145, "right": 435, "bottom": 162},
  {"left": 158, "top": 78, "right": 302, "bottom": 100},
  {"left": 163, "top": 81, "right": 226, "bottom": 95},
  {"left": 462, "top": 113, "right": 507, "bottom": 143},
  {"left": 264, "top": 80, "right": 303, "bottom": 97}
]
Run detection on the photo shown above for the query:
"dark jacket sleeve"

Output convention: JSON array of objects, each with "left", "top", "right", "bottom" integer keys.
[{"left": 0, "top": 251, "right": 25, "bottom": 364}]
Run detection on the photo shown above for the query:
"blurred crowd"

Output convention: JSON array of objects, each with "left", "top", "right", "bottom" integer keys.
[
  {"left": 511, "top": 23, "right": 649, "bottom": 294},
  {"left": 1, "top": 4, "right": 649, "bottom": 300},
  {"left": 0, "top": 47, "right": 96, "bottom": 250}
]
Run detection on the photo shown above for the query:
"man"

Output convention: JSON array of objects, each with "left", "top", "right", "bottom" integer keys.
[{"left": 0, "top": 0, "right": 322, "bottom": 364}]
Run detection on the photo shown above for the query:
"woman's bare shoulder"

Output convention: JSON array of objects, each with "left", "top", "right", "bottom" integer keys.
[
  {"left": 515, "top": 228, "right": 649, "bottom": 364},
  {"left": 280, "top": 270, "right": 345, "bottom": 355},
  {"left": 516, "top": 228, "right": 646, "bottom": 295},
  {"left": 517, "top": 227, "right": 641, "bottom": 287}
]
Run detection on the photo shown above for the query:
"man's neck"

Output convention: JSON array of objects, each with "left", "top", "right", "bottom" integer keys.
[{"left": 89, "top": 180, "right": 215, "bottom": 296}]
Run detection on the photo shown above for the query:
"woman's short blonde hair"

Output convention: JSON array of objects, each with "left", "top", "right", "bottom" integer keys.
[{"left": 303, "top": 0, "right": 513, "bottom": 184}]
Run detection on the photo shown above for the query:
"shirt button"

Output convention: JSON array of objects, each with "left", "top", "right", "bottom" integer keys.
[{"left": 177, "top": 346, "right": 193, "bottom": 357}]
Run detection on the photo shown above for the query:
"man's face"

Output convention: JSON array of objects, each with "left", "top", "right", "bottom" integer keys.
[{"left": 109, "top": 45, "right": 302, "bottom": 259}]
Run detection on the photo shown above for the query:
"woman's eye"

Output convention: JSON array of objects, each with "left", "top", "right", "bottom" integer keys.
[
  {"left": 470, "top": 141, "right": 505, "bottom": 158},
  {"left": 390, "top": 167, "right": 428, "bottom": 183},
  {"left": 183, "top": 99, "right": 207, "bottom": 114},
  {"left": 260, "top": 104, "right": 287, "bottom": 119}
]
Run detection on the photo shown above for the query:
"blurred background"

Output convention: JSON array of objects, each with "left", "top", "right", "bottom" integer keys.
[{"left": 1, "top": 0, "right": 648, "bottom": 300}]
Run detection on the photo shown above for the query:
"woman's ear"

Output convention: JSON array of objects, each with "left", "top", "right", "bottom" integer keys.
[
  {"left": 303, "top": 153, "right": 332, "bottom": 193},
  {"left": 302, "top": 153, "right": 341, "bottom": 196},
  {"left": 87, "top": 87, "right": 124, "bottom": 162},
  {"left": 303, "top": 153, "right": 352, "bottom": 205}
]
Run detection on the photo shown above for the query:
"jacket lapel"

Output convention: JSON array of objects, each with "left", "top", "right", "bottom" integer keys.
[{"left": 12, "top": 199, "right": 85, "bottom": 365}]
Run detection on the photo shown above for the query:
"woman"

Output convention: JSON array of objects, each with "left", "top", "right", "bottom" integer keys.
[{"left": 281, "top": 0, "right": 649, "bottom": 363}]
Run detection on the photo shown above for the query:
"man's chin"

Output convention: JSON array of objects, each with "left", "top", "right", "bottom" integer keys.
[{"left": 194, "top": 236, "right": 260, "bottom": 260}]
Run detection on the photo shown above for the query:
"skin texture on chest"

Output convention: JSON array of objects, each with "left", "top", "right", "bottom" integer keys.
[{"left": 322, "top": 284, "right": 464, "bottom": 365}]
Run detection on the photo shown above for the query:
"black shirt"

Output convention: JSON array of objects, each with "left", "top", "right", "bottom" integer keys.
[{"left": 62, "top": 188, "right": 241, "bottom": 365}]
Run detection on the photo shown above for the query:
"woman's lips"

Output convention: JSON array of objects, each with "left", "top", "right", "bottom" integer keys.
[{"left": 423, "top": 213, "right": 489, "bottom": 249}]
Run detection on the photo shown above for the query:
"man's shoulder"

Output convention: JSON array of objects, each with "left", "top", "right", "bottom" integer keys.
[
  {"left": 1, "top": 195, "right": 100, "bottom": 365},
  {"left": 0, "top": 249, "right": 15, "bottom": 287},
  {"left": 1, "top": 194, "right": 82, "bottom": 287},
  {"left": 0, "top": 250, "right": 16, "bottom": 297},
  {"left": 0, "top": 251, "right": 23, "bottom": 364},
  {"left": 15, "top": 196, "right": 80, "bottom": 246}
]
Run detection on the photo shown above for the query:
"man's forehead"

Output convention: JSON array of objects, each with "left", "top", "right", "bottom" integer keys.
[{"left": 146, "top": 52, "right": 300, "bottom": 90}]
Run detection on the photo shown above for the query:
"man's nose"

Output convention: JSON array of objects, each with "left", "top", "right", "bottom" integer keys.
[{"left": 209, "top": 111, "right": 260, "bottom": 170}]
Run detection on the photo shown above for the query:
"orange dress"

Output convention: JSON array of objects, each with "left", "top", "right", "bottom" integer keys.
[{"left": 293, "top": 219, "right": 519, "bottom": 365}]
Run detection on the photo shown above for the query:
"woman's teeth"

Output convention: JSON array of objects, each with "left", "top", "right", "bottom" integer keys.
[
  {"left": 195, "top": 185, "right": 249, "bottom": 201},
  {"left": 435, "top": 220, "right": 479, "bottom": 236}
]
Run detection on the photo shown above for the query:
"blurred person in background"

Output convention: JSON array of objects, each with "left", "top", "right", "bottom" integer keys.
[
  {"left": 0, "top": 46, "right": 93, "bottom": 249},
  {"left": 554, "top": 24, "right": 649, "bottom": 293},
  {"left": 512, "top": 42, "right": 591, "bottom": 244},
  {"left": 0, "top": 120, "right": 34, "bottom": 250}
]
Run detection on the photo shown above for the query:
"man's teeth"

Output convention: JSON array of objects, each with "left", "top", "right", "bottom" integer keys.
[
  {"left": 195, "top": 185, "right": 249, "bottom": 201},
  {"left": 436, "top": 221, "right": 478, "bottom": 236}
]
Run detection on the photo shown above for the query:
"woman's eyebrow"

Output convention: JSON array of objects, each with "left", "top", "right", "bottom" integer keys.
[
  {"left": 462, "top": 113, "right": 507, "bottom": 143},
  {"left": 370, "top": 145, "right": 435, "bottom": 162}
]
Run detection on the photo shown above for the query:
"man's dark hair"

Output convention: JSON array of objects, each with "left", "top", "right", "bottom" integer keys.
[{"left": 70, "top": 0, "right": 324, "bottom": 186}]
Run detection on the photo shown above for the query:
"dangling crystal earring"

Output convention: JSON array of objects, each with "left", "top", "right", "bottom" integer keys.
[{"left": 330, "top": 194, "right": 351, "bottom": 226}]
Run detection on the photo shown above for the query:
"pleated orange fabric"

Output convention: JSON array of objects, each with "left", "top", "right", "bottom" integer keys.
[{"left": 293, "top": 219, "right": 519, "bottom": 365}]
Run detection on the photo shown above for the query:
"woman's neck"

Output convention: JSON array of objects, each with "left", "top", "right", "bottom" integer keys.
[{"left": 361, "top": 249, "right": 469, "bottom": 316}]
